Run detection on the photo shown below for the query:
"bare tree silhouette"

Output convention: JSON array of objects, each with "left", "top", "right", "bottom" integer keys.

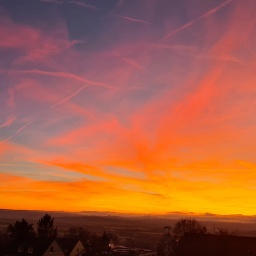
[{"left": 174, "top": 218, "right": 207, "bottom": 238}]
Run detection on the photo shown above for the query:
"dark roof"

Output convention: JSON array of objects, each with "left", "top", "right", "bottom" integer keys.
[
  {"left": 4, "top": 237, "right": 54, "bottom": 256},
  {"left": 177, "top": 233, "right": 256, "bottom": 256},
  {"left": 57, "top": 238, "right": 80, "bottom": 255}
]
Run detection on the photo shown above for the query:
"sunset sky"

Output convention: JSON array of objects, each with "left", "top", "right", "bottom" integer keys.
[{"left": 0, "top": 0, "right": 256, "bottom": 215}]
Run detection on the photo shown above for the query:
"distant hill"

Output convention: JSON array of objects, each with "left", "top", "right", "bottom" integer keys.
[{"left": 1, "top": 208, "right": 256, "bottom": 248}]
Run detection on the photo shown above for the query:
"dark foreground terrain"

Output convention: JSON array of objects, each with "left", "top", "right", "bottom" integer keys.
[{"left": 1, "top": 209, "right": 256, "bottom": 249}]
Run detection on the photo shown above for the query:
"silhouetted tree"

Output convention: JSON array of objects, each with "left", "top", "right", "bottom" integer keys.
[
  {"left": 66, "top": 227, "right": 90, "bottom": 245},
  {"left": 174, "top": 218, "right": 207, "bottom": 238},
  {"left": 85, "top": 233, "right": 102, "bottom": 256},
  {"left": 7, "top": 219, "right": 35, "bottom": 239},
  {"left": 214, "top": 227, "right": 235, "bottom": 236},
  {"left": 156, "top": 236, "right": 172, "bottom": 256},
  {"left": 107, "top": 233, "right": 119, "bottom": 246},
  {"left": 172, "top": 219, "right": 207, "bottom": 256},
  {"left": 0, "top": 229, "right": 10, "bottom": 251},
  {"left": 37, "top": 214, "right": 57, "bottom": 239},
  {"left": 101, "top": 231, "right": 110, "bottom": 247},
  {"left": 156, "top": 229, "right": 174, "bottom": 256}
]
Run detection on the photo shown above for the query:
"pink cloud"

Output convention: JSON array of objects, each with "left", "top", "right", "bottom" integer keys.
[
  {"left": 0, "top": 115, "right": 15, "bottom": 129},
  {"left": 0, "top": 15, "right": 79, "bottom": 64},
  {"left": 0, "top": 18, "right": 40, "bottom": 49},
  {"left": 7, "top": 81, "right": 34, "bottom": 109}
]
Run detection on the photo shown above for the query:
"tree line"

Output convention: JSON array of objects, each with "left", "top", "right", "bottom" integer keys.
[
  {"left": 156, "top": 218, "right": 235, "bottom": 256},
  {"left": 5, "top": 214, "right": 58, "bottom": 240},
  {"left": 0, "top": 213, "right": 117, "bottom": 254}
]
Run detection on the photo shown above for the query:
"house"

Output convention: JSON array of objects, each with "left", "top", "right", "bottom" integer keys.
[
  {"left": 137, "top": 250, "right": 156, "bottom": 256},
  {"left": 77, "top": 247, "right": 112, "bottom": 256},
  {"left": 112, "top": 246, "right": 156, "bottom": 256},
  {"left": 4, "top": 238, "right": 64, "bottom": 256},
  {"left": 175, "top": 233, "right": 256, "bottom": 256},
  {"left": 57, "top": 238, "right": 85, "bottom": 256},
  {"left": 73, "top": 232, "right": 112, "bottom": 256}
]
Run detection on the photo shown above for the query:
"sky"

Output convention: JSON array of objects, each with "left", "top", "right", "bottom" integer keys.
[{"left": 0, "top": 0, "right": 256, "bottom": 216}]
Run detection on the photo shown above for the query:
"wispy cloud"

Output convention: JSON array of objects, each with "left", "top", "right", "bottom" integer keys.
[
  {"left": 1, "top": 0, "right": 256, "bottom": 215},
  {"left": 0, "top": 115, "right": 15, "bottom": 129},
  {"left": 0, "top": 84, "right": 91, "bottom": 143},
  {"left": 0, "top": 69, "right": 113, "bottom": 88},
  {"left": 0, "top": 15, "right": 80, "bottom": 64}
]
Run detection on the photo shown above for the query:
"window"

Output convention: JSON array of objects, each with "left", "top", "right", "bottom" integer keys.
[
  {"left": 50, "top": 246, "right": 54, "bottom": 253},
  {"left": 18, "top": 246, "right": 23, "bottom": 252},
  {"left": 28, "top": 247, "right": 33, "bottom": 253}
]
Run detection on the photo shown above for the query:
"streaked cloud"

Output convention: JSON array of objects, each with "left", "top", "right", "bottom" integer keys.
[{"left": 0, "top": 0, "right": 255, "bottom": 216}]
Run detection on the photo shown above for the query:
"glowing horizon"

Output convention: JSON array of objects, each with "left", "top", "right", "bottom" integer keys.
[{"left": 0, "top": 0, "right": 256, "bottom": 216}]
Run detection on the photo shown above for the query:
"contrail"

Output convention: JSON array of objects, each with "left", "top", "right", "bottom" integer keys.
[
  {"left": 69, "top": 0, "right": 99, "bottom": 10},
  {"left": 117, "top": 15, "right": 150, "bottom": 24},
  {"left": 160, "top": 0, "right": 234, "bottom": 41},
  {"left": 203, "top": 0, "right": 234, "bottom": 18},
  {"left": 122, "top": 57, "right": 146, "bottom": 71},
  {"left": 40, "top": 0, "right": 149, "bottom": 24},
  {"left": 16, "top": 119, "right": 35, "bottom": 134},
  {"left": 0, "top": 119, "right": 37, "bottom": 143},
  {"left": 0, "top": 69, "right": 113, "bottom": 89},
  {"left": 0, "top": 136, "right": 13, "bottom": 143},
  {"left": 0, "top": 163, "right": 43, "bottom": 167},
  {"left": 51, "top": 83, "right": 88, "bottom": 108},
  {"left": 0, "top": 84, "right": 90, "bottom": 144},
  {"left": 40, "top": 0, "right": 99, "bottom": 10},
  {"left": 40, "top": 0, "right": 63, "bottom": 4}
]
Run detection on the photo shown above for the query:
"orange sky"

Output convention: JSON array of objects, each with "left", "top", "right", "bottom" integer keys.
[{"left": 0, "top": 0, "right": 256, "bottom": 216}]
